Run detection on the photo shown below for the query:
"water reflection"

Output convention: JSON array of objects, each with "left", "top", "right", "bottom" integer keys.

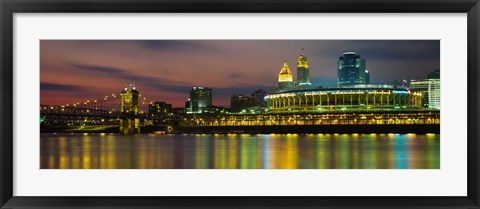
[{"left": 40, "top": 133, "right": 440, "bottom": 169}]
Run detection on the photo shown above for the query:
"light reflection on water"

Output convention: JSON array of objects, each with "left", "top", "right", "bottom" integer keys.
[{"left": 40, "top": 133, "right": 440, "bottom": 169}]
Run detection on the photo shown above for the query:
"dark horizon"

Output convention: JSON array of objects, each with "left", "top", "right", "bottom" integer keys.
[{"left": 40, "top": 40, "right": 440, "bottom": 108}]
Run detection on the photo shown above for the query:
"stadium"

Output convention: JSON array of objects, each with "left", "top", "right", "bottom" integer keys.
[{"left": 264, "top": 85, "right": 424, "bottom": 113}]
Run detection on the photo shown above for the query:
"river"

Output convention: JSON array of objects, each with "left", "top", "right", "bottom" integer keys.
[{"left": 40, "top": 133, "right": 440, "bottom": 169}]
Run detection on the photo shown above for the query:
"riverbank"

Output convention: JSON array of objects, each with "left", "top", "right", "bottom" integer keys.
[{"left": 41, "top": 124, "right": 440, "bottom": 134}]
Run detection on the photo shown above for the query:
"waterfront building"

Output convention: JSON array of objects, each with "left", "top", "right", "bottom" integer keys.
[
  {"left": 189, "top": 86, "right": 212, "bottom": 113},
  {"left": 410, "top": 79, "right": 440, "bottom": 110},
  {"left": 148, "top": 101, "right": 173, "bottom": 125},
  {"left": 180, "top": 111, "right": 440, "bottom": 127},
  {"left": 264, "top": 85, "right": 423, "bottom": 113},
  {"left": 297, "top": 50, "right": 311, "bottom": 86},
  {"left": 337, "top": 52, "right": 367, "bottom": 86},
  {"left": 277, "top": 61, "right": 294, "bottom": 92},
  {"left": 230, "top": 94, "right": 255, "bottom": 113}
]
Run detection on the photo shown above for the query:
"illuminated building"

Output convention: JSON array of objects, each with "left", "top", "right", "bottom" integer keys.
[
  {"left": 148, "top": 101, "right": 173, "bottom": 125},
  {"left": 120, "top": 84, "right": 140, "bottom": 134},
  {"left": 297, "top": 50, "right": 311, "bottom": 86},
  {"left": 180, "top": 111, "right": 440, "bottom": 127},
  {"left": 230, "top": 94, "right": 255, "bottom": 113},
  {"left": 189, "top": 86, "right": 212, "bottom": 113},
  {"left": 410, "top": 79, "right": 440, "bottom": 110},
  {"left": 337, "top": 52, "right": 367, "bottom": 86},
  {"left": 264, "top": 85, "right": 423, "bottom": 113},
  {"left": 277, "top": 61, "right": 294, "bottom": 92}
]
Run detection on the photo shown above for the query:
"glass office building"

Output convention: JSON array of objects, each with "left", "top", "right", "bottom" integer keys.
[{"left": 337, "top": 51, "right": 367, "bottom": 86}]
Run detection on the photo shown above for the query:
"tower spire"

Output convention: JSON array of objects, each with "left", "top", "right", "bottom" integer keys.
[
  {"left": 297, "top": 49, "right": 311, "bottom": 86},
  {"left": 280, "top": 61, "right": 291, "bottom": 74}
]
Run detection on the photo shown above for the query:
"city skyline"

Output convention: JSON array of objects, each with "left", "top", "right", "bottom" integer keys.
[{"left": 40, "top": 40, "right": 439, "bottom": 107}]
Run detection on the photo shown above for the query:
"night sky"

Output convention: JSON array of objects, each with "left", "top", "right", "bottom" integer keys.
[{"left": 40, "top": 40, "right": 439, "bottom": 107}]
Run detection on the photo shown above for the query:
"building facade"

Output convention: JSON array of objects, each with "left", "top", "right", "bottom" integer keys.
[
  {"left": 148, "top": 101, "right": 173, "bottom": 125},
  {"left": 277, "top": 61, "right": 294, "bottom": 92},
  {"left": 297, "top": 52, "right": 311, "bottom": 86},
  {"left": 265, "top": 85, "right": 423, "bottom": 113},
  {"left": 189, "top": 86, "right": 212, "bottom": 113},
  {"left": 337, "top": 52, "right": 367, "bottom": 86},
  {"left": 410, "top": 79, "right": 440, "bottom": 110}
]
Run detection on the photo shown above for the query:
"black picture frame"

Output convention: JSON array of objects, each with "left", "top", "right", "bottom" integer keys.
[{"left": 1, "top": 0, "right": 479, "bottom": 208}]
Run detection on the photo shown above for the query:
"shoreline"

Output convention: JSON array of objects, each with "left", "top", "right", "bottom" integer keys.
[{"left": 41, "top": 124, "right": 440, "bottom": 134}]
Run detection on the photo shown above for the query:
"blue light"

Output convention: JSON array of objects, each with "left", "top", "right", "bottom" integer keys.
[{"left": 392, "top": 90, "right": 409, "bottom": 94}]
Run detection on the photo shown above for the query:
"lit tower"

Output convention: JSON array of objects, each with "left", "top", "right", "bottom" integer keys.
[
  {"left": 278, "top": 61, "right": 294, "bottom": 91},
  {"left": 297, "top": 49, "right": 311, "bottom": 86},
  {"left": 119, "top": 83, "right": 140, "bottom": 134},
  {"left": 337, "top": 51, "right": 366, "bottom": 86}
]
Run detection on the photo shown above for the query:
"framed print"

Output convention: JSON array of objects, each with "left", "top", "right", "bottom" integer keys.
[{"left": 1, "top": 0, "right": 479, "bottom": 208}]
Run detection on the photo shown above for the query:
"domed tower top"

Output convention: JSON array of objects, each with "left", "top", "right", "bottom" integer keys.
[
  {"left": 279, "top": 61, "right": 292, "bottom": 75},
  {"left": 278, "top": 61, "right": 293, "bottom": 83}
]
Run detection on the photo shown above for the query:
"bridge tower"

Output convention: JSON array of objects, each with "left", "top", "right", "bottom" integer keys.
[{"left": 119, "top": 84, "right": 140, "bottom": 134}]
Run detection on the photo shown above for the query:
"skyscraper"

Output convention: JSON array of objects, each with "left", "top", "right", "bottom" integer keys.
[
  {"left": 297, "top": 50, "right": 311, "bottom": 86},
  {"left": 337, "top": 51, "right": 366, "bottom": 86},
  {"left": 189, "top": 87, "right": 212, "bottom": 113},
  {"left": 277, "top": 61, "right": 294, "bottom": 91}
]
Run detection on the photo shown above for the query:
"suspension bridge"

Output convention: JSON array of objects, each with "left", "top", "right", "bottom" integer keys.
[{"left": 40, "top": 84, "right": 162, "bottom": 134}]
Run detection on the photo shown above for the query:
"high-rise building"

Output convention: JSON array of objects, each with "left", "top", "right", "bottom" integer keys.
[
  {"left": 230, "top": 94, "right": 255, "bottom": 113},
  {"left": 337, "top": 51, "right": 367, "bottom": 86},
  {"left": 189, "top": 87, "right": 212, "bottom": 113},
  {"left": 253, "top": 89, "right": 267, "bottom": 107},
  {"left": 297, "top": 50, "right": 311, "bottom": 86},
  {"left": 278, "top": 61, "right": 294, "bottom": 91}
]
